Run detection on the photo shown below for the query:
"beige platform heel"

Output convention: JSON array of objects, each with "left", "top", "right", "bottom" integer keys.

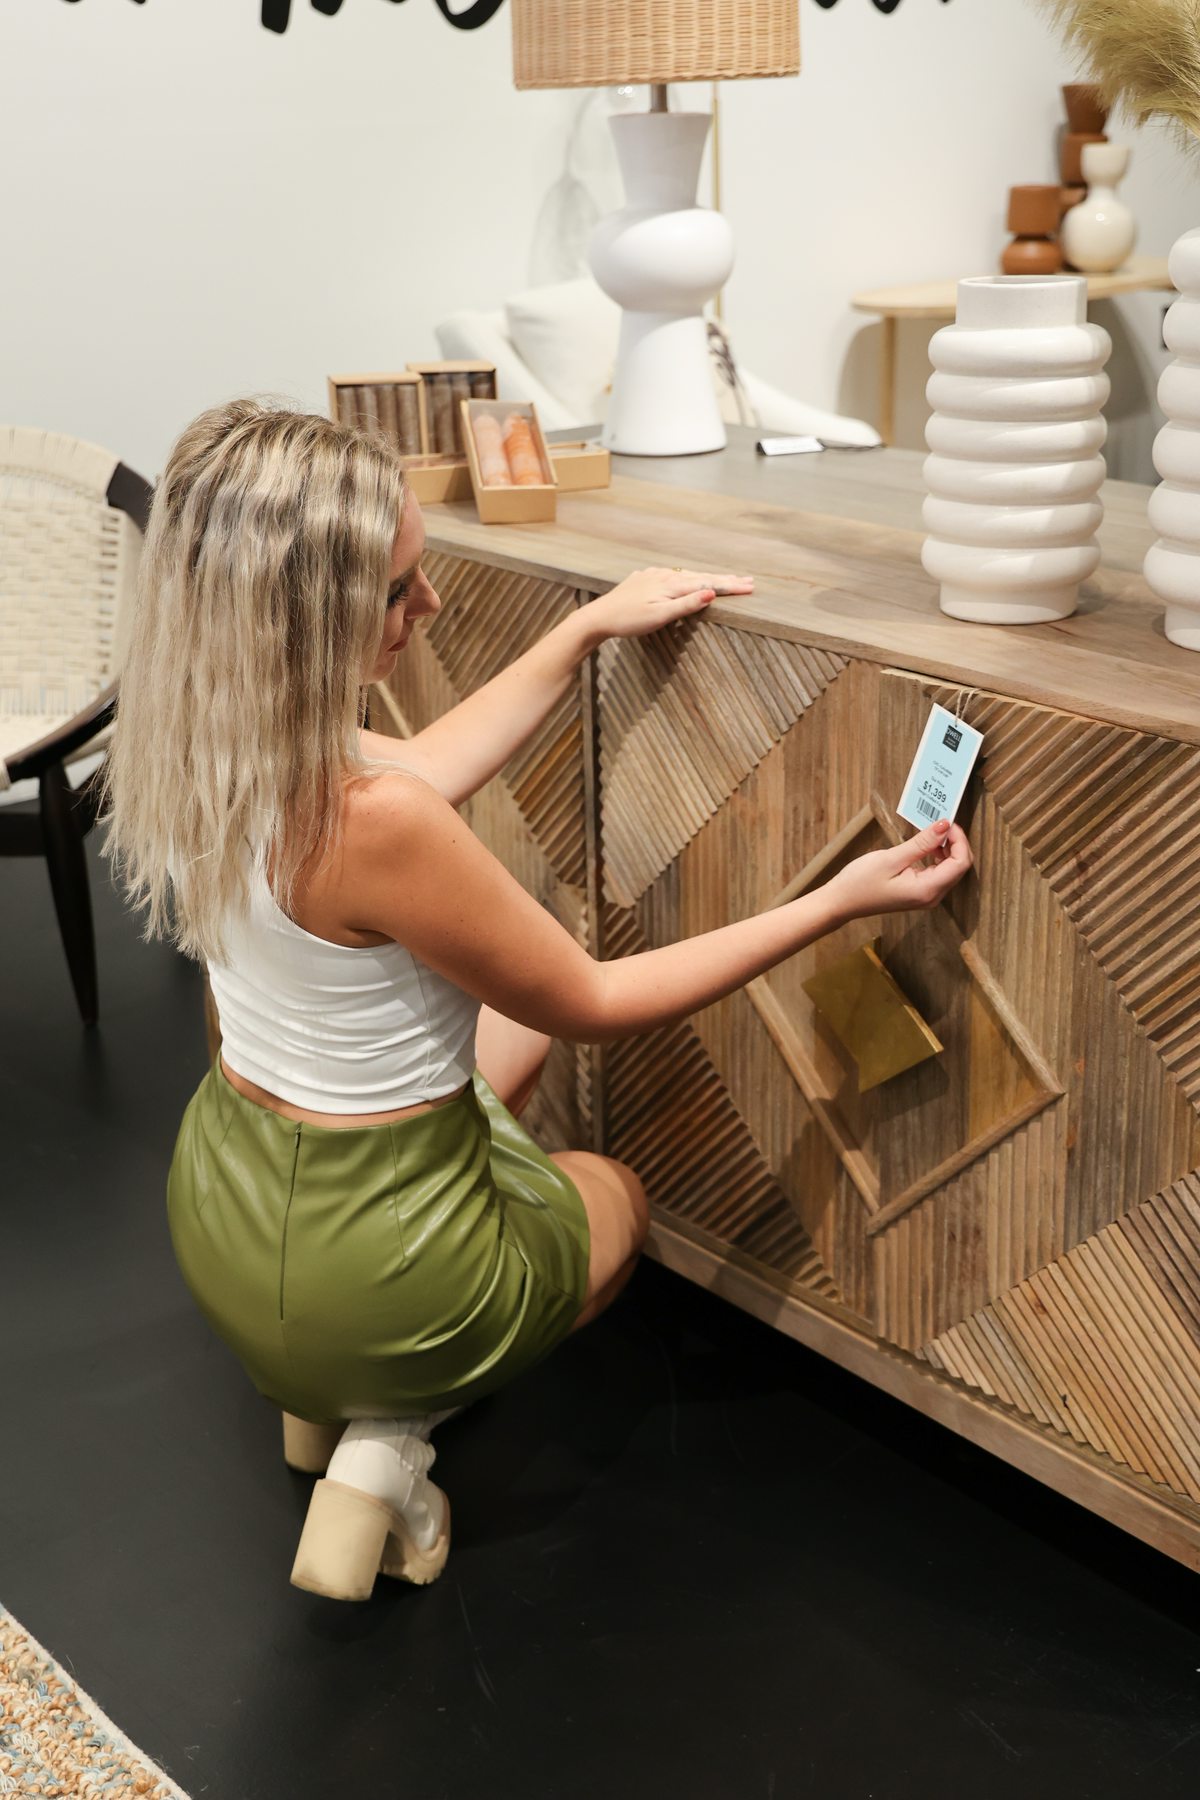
[
  {"left": 281, "top": 1412, "right": 344, "bottom": 1475},
  {"left": 290, "top": 1478, "right": 451, "bottom": 1600}
]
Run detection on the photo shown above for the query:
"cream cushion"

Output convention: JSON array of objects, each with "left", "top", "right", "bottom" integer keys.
[
  {"left": 434, "top": 308, "right": 578, "bottom": 430},
  {"left": 436, "top": 284, "right": 882, "bottom": 447},
  {"left": 504, "top": 278, "right": 621, "bottom": 425}
]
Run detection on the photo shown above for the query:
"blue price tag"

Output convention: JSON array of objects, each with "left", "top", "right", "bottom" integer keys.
[{"left": 897, "top": 703, "right": 983, "bottom": 830}]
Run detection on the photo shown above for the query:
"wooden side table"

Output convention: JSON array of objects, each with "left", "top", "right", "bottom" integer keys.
[{"left": 852, "top": 255, "right": 1172, "bottom": 446}]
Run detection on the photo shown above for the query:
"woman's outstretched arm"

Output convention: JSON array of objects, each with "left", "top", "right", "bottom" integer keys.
[
  {"left": 363, "top": 566, "right": 753, "bottom": 807},
  {"left": 340, "top": 770, "right": 973, "bottom": 1043}
]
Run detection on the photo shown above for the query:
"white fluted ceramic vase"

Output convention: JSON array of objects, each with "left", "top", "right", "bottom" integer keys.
[
  {"left": 1145, "top": 229, "right": 1200, "bottom": 650},
  {"left": 922, "top": 275, "right": 1112, "bottom": 623}
]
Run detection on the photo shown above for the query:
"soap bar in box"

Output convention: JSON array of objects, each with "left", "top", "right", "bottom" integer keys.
[{"left": 461, "top": 398, "right": 557, "bottom": 524}]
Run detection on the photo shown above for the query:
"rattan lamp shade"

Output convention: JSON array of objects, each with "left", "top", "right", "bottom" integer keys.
[{"left": 511, "top": 0, "right": 799, "bottom": 89}]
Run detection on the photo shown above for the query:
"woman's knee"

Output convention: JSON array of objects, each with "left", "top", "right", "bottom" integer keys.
[
  {"left": 612, "top": 1158, "right": 651, "bottom": 1249},
  {"left": 551, "top": 1149, "right": 648, "bottom": 1334},
  {"left": 552, "top": 1149, "right": 649, "bottom": 1270}
]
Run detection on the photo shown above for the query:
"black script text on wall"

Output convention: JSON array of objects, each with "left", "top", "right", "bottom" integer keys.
[
  {"left": 59, "top": 0, "right": 951, "bottom": 30},
  {"left": 812, "top": 0, "right": 952, "bottom": 10},
  {"left": 260, "top": 0, "right": 506, "bottom": 32},
  {"left": 58, "top": 0, "right": 506, "bottom": 31}
]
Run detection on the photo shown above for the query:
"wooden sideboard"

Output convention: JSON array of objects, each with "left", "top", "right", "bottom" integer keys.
[{"left": 374, "top": 438, "right": 1200, "bottom": 1570}]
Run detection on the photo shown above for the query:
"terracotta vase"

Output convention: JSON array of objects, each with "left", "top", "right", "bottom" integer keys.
[
  {"left": 1062, "top": 83, "right": 1108, "bottom": 135},
  {"left": 1002, "top": 185, "right": 1064, "bottom": 275},
  {"left": 1002, "top": 240, "right": 1064, "bottom": 275}
]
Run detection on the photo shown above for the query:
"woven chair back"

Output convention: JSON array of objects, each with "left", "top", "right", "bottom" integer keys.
[{"left": 0, "top": 429, "right": 142, "bottom": 733}]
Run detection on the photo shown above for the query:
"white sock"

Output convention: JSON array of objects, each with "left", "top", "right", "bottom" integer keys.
[{"left": 326, "top": 1412, "right": 459, "bottom": 1551}]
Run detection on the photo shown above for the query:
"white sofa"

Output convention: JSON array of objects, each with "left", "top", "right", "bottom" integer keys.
[{"left": 436, "top": 278, "right": 881, "bottom": 448}]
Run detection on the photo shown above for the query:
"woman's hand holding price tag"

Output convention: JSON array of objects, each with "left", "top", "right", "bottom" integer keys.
[{"left": 826, "top": 819, "right": 974, "bottom": 924}]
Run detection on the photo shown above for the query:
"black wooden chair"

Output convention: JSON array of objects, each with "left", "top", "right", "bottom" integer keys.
[{"left": 0, "top": 430, "right": 152, "bottom": 1025}]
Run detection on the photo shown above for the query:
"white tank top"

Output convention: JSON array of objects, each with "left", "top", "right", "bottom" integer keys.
[{"left": 207, "top": 860, "right": 479, "bottom": 1114}]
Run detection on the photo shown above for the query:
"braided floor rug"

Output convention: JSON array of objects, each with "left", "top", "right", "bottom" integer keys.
[{"left": 0, "top": 1608, "right": 190, "bottom": 1798}]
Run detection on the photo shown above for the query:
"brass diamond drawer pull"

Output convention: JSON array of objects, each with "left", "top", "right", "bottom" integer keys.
[{"left": 802, "top": 941, "right": 943, "bottom": 1092}]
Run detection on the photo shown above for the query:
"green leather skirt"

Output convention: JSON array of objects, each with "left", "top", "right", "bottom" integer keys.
[{"left": 166, "top": 1060, "right": 590, "bottom": 1423}]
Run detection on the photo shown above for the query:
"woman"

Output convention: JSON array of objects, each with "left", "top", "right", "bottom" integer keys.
[{"left": 105, "top": 400, "right": 972, "bottom": 1604}]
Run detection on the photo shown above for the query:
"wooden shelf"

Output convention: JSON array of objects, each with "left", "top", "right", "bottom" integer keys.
[
  {"left": 848, "top": 257, "right": 1172, "bottom": 445},
  {"left": 852, "top": 255, "right": 1172, "bottom": 321}
]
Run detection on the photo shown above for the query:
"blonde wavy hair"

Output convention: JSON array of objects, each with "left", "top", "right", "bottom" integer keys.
[{"left": 103, "top": 398, "right": 406, "bottom": 962}]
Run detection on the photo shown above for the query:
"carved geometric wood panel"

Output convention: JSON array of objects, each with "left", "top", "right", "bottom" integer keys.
[
  {"left": 598, "top": 627, "right": 1200, "bottom": 1515},
  {"left": 603, "top": 902, "right": 844, "bottom": 1309},
  {"left": 742, "top": 800, "right": 1064, "bottom": 1239},
  {"left": 599, "top": 619, "right": 846, "bottom": 906},
  {"left": 375, "top": 552, "right": 593, "bottom": 1151},
  {"left": 923, "top": 1170, "right": 1200, "bottom": 1502},
  {"left": 423, "top": 552, "right": 587, "bottom": 889},
  {"left": 871, "top": 674, "right": 1200, "bottom": 1350},
  {"left": 376, "top": 547, "right": 1200, "bottom": 1554},
  {"left": 923, "top": 683, "right": 1200, "bottom": 1108}
]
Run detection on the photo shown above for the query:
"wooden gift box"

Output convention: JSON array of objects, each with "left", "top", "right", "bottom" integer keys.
[
  {"left": 407, "top": 360, "right": 497, "bottom": 459},
  {"left": 329, "top": 365, "right": 499, "bottom": 504},
  {"left": 461, "top": 398, "right": 558, "bottom": 525},
  {"left": 401, "top": 455, "right": 474, "bottom": 506},
  {"left": 403, "top": 365, "right": 496, "bottom": 502},
  {"left": 327, "top": 371, "right": 427, "bottom": 456},
  {"left": 549, "top": 440, "right": 612, "bottom": 492}
]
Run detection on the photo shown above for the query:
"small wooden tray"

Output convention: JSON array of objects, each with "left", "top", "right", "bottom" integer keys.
[
  {"left": 549, "top": 440, "right": 611, "bottom": 492},
  {"left": 327, "top": 371, "right": 427, "bottom": 455},
  {"left": 408, "top": 361, "right": 496, "bottom": 458},
  {"left": 400, "top": 454, "right": 473, "bottom": 506},
  {"left": 461, "top": 399, "right": 558, "bottom": 525}
]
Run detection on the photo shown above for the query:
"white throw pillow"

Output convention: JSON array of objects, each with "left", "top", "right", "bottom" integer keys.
[
  {"left": 435, "top": 308, "right": 578, "bottom": 431},
  {"left": 504, "top": 278, "right": 621, "bottom": 425}
]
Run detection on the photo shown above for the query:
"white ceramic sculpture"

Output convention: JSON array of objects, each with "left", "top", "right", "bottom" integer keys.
[
  {"left": 922, "top": 275, "right": 1112, "bottom": 624},
  {"left": 1145, "top": 228, "right": 1200, "bottom": 649},
  {"left": 1061, "top": 142, "right": 1136, "bottom": 275},
  {"left": 590, "top": 112, "right": 734, "bottom": 456}
]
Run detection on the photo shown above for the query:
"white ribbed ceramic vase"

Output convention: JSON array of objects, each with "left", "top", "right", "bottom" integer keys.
[
  {"left": 1145, "top": 228, "right": 1200, "bottom": 650},
  {"left": 922, "top": 275, "right": 1112, "bottom": 623}
]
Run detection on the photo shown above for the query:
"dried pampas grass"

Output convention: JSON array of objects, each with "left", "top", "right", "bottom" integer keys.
[{"left": 1041, "top": 0, "right": 1200, "bottom": 148}]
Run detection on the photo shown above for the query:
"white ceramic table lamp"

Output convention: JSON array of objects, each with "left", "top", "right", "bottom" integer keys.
[{"left": 511, "top": 0, "right": 800, "bottom": 456}]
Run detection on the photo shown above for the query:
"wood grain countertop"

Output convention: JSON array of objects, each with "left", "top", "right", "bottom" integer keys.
[{"left": 421, "top": 435, "right": 1200, "bottom": 746}]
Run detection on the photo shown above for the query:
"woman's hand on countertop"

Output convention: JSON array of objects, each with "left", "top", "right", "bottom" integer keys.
[
  {"left": 825, "top": 819, "right": 973, "bottom": 926},
  {"left": 582, "top": 565, "right": 754, "bottom": 642}
]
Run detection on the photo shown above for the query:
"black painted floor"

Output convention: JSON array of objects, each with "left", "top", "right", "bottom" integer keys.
[{"left": 3, "top": 835, "right": 1200, "bottom": 1800}]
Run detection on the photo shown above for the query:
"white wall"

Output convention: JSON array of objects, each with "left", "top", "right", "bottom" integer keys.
[
  {"left": 3, "top": 0, "right": 1198, "bottom": 484},
  {"left": 0, "top": 0, "right": 563, "bottom": 479},
  {"left": 719, "top": 0, "right": 1200, "bottom": 479}
]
